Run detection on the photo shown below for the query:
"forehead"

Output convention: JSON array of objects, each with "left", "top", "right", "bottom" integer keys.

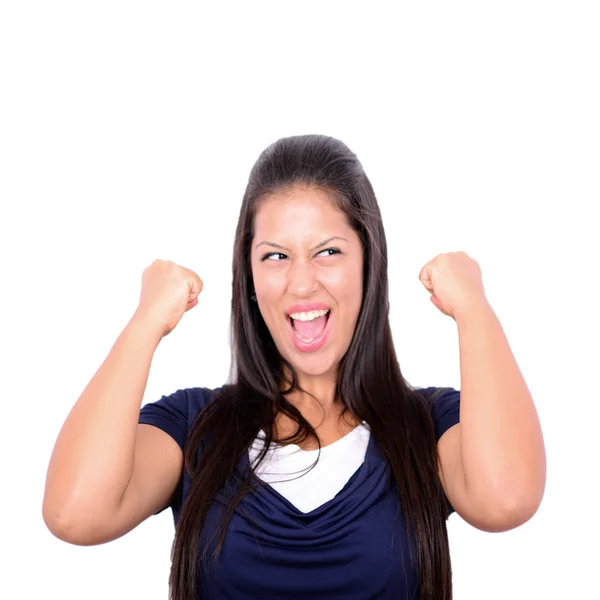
[{"left": 253, "top": 186, "right": 349, "bottom": 235}]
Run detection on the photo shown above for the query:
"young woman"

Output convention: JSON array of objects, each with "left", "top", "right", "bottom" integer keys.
[{"left": 43, "top": 134, "right": 546, "bottom": 599}]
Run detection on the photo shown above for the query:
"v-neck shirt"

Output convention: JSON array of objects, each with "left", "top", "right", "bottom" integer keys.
[
  {"left": 139, "top": 385, "right": 461, "bottom": 599},
  {"left": 248, "top": 421, "right": 371, "bottom": 513}
]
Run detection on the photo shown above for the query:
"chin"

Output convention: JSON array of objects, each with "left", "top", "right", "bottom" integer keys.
[{"left": 283, "top": 350, "right": 339, "bottom": 378}]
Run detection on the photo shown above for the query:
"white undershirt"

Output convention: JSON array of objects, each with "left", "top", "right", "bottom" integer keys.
[{"left": 248, "top": 422, "right": 371, "bottom": 513}]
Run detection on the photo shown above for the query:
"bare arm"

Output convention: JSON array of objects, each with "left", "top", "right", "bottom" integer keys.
[{"left": 42, "top": 310, "right": 181, "bottom": 544}]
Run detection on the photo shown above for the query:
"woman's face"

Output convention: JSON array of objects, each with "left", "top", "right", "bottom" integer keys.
[{"left": 250, "top": 185, "right": 364, "bottom": 379}]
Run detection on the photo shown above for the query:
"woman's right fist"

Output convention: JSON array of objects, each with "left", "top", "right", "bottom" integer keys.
[{"left": 135, "top": 259, "right": 203, "bottom": 338}]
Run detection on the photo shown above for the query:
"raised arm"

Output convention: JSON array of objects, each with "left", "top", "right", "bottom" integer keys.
[
  {"left": 42, "top": 259, "right": 203, "bottom": 545},
  {"left": 42, "top": 312, "right": 183, "bottom": 544}
]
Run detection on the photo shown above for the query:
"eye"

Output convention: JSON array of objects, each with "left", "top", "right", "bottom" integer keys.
[
  {"left": 261, "top": 252, "right": 287, "bottom": 262},
  {"left": 317, "top": 247, "right": 342, "bottom": 257},
  {"left": 260, "top": 247, "right": 342, "bottom": 262}
]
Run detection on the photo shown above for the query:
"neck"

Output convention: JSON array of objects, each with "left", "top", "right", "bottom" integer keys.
[
  {"left": 279, "top": 365, "right": 340, "bottom": 416},
  {"left": 274, "top": 365, "right": 361, "bottom": 442}
]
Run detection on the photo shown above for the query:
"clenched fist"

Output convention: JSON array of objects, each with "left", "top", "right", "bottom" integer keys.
[{"left": 135, "top": 259, "right": 203, "bottom": 338}]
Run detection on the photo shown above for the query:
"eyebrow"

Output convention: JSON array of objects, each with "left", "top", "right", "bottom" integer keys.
[{"left": 255, "top": 236, "right": 348, "bottom": 252}]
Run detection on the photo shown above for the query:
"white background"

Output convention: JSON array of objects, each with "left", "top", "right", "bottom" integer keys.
[{"left": 1, "top": 1, "right": 598, "bottom": 598}]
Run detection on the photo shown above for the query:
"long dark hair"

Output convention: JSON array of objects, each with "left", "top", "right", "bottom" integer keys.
[{"left": 169, "top": 134, "right": 452, "bottom": 599}]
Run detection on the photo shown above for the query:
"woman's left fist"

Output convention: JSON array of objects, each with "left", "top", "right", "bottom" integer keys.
[{"left": 418, "top": 251, "right": 487, "bottom": 320}]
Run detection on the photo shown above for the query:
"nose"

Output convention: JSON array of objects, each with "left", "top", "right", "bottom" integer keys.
[{"left": 287, "top": 258, "right": 319, "bottom": 297}]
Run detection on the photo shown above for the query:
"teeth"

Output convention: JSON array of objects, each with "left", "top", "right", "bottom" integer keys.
[{"left": 288, "top": 309, "right": 330, "bottom": 321}]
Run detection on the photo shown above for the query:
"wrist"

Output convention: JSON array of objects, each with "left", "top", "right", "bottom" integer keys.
[
  {"left": 128, "top": 309, "right": 167, "bottom": 344},
  {"left": 453, "top": 296, "right": 493, "bottom": 324}
]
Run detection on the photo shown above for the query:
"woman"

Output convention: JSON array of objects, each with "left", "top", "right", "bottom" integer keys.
[{"left": 43, "top": 134, "right": 546, "bottom": 599}]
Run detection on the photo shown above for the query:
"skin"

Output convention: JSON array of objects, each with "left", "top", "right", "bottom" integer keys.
[{"left": 250, "top": 185, "right": 364, "bottom": 446}]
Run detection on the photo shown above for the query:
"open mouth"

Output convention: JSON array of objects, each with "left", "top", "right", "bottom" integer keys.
[{"left": 286, "top": 310, "right": 331, "bottom": 349}]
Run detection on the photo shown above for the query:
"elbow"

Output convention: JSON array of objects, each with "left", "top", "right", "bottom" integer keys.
[
  {"left": 42, "top": 504, "right": 75, "bottom": 544},
  {"left": 463, "top": 474, "right": 546, "bottom": 533},
  {"left": 498, "top": 465, "right": 547, "bottom": 530},
  {"left": 42, "top": 501, "right": 105, "bottom": 546},
  {"left": 486, "top": 489, "right": 545, "bottom": 532},
  {"left": 507, "top": 488, "right": 545, "bottom": 525},
  {"left": 42, "top": 503, "right": 81, "bottom": 545}
]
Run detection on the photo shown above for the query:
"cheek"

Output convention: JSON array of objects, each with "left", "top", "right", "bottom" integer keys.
[
  {"left": 253, "top": 265, "right": 283, "bottom": 293},
  {"left": 323, "top": 265, "right": 352, "bottom": 287},
  {"left": 325, "top": 266, "right": 362, "bottom": 296},
  {"left": 261, "top": 277, "right": 286, "bottom": 297}
]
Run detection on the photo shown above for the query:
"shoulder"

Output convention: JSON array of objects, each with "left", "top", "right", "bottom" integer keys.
[
  {"left": 412, "top": 386, "right": 461, "bottom": 443},
  {"left": 138, "top": 384, "right": 226, "bottom": 451}
]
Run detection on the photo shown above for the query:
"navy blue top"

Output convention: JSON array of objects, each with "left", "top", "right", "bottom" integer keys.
[{"left": 139, "top": 385, "right": 460, "bottom": 599}]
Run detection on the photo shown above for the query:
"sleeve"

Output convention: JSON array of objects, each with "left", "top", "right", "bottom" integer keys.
[
  {"left": 138, "top": 387, "right": 190, "bottom": 452},
  {"left": 137, "top": 386, "right": 215, "bottom": 516},
  {"left": 427, "top": 386, "right": 461, "bottom": 444},
  {"left": 419, "top": 386, "right": 461, "bottom": 518},
  {"left": 138, "top": 387, "right": 199, "bottom": 516}
]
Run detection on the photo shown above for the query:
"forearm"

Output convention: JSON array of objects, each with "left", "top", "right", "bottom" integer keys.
[
  {"left": 43, "top": 311, "right": 164, "bottom": 528},
  {"left": 454, "top": 299, "right": 546, "bottom": 514}
]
